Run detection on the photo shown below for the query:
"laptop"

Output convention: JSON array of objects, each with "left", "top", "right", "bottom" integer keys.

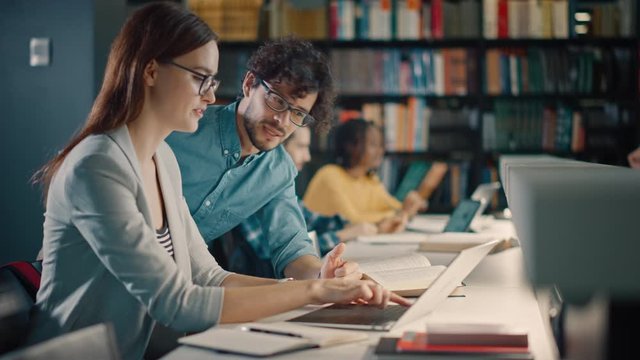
[
  {"left": 470, "top": 181, "right": 502, "bottom": 219},
  {"left": 408, "top": 182, "right": 502, "bottom": 234},
  {"left": 288, "top": 239, "right": 501, "bottom": 332}
]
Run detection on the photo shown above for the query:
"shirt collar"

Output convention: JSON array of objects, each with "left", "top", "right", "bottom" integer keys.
[{"left": 217, "top": 101, "right": 242, "bottom": 159}]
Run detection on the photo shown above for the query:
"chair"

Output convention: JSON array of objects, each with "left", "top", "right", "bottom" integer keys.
[
  {"left": 0, "top": 261, "right": 42, "bottom": 354},
  {"left": 0, "top": 323, "right": 120, "bottom": 360},
  {"left": 209, "top": 227, "right": 275, "bottom": 278}
]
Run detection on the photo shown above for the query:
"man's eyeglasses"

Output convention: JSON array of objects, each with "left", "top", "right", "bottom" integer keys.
[
  {"left": 170, "top": 61, "right": 220, "bottom": 96},
  {"left": 259, "top": 79, "right": 315, "bottom": 128}
]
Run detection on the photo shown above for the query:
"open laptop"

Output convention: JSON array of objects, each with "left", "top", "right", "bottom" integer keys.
[
  {"left": 470, "top": 181, "right": 502, "bottom": 219},
  {"left": 288, "top": 239, "right": 500, "bottom": 332},
  {"left": 408, "top": 182, "right": 502, "bottom": 234}
]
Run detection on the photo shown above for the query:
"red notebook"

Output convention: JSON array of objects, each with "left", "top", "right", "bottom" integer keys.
[{"left": 397, "top": 331, "right": 530, "bottom": 354}]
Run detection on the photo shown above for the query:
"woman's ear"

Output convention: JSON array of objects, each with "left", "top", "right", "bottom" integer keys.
[
  {"left": 242, "top": 71, "right": 255, "bottom": 98},
  {"left": 143, "top": 60, "right": 159, "bottom": 87}
]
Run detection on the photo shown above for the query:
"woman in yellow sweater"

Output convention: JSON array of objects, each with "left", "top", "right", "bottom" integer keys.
[{"left": 304, "top": 119, "right": 426, "bottom": 232}]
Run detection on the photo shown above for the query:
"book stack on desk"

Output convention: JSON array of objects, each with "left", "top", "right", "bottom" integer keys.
[{"left": 375, "top": 323, "right": 533, "bottom": 359}]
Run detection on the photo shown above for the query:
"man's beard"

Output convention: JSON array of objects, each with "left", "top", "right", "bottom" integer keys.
[{"left": 243, "top": 103, "right": 286, "bottom": 152}]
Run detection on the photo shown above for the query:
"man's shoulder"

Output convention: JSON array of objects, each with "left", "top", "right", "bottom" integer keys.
[
  {"left": 266, "top": 145, "right": 297, "bottom": 173},
  {"left": 166, "top": 103, "right": 233, "bottom": 145}
]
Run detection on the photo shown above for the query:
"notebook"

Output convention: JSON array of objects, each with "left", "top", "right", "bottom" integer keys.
[
  {"left": 178, "top": 322, "right": 368, "bottom": 357},
  {"left": 288, "top": 239, "right": 501, "bottom": 333}
]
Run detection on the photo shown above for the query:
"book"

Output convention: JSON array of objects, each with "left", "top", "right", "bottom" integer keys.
[
  {"left": 374, "top": 337, "right": 534, "bottom": 359},
  {"left": 404, "top": 323, "right": 528, "bottom": 347},
  {"left": 417, "top": 233, "right": 517, "bottom": 254},
  {"left": 394, "top": 161, "right": 432, "bottom": 201},
  {"left": 178, "top": 322, "right": 367, "bottom": 356},
  {"left": 356, "top": 253, "right": 461, "bottom": 297}
]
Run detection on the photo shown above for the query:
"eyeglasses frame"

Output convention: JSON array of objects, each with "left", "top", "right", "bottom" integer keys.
[
  {"left": 169, "top": 61, "right": 220, "bottom": 96},
  {"left": 259, "top": 79, "right": 315, "bottom": 128}
]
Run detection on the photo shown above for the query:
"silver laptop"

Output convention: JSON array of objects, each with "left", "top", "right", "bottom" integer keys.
[{"left": 288, "top": 239, "right": 501, "bottom": 331}]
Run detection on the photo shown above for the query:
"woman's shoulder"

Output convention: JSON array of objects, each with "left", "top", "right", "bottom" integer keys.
[
  {"left": 67, "top": 133, "right": 124, "bottom": 166},
  {"left": 315, "top": 164, "right": 347, "bottom": 177}
]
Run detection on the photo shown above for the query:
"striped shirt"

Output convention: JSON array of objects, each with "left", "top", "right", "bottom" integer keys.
[{"left": 156, "top": 221, "right": 174, "bottom": 257}]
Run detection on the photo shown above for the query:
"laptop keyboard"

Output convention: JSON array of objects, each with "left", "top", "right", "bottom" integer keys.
[{"left": 290, "top": 304, "right": 409, "bottom": 326}]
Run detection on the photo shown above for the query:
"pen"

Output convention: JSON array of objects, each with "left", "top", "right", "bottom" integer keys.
[{"left": 241, "top": 326, "right": 304, "bottom": 338}]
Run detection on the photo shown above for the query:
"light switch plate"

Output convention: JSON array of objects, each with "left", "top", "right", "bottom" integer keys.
[{"left": 30, "top": 38, "right": 50, "bottom": 66}]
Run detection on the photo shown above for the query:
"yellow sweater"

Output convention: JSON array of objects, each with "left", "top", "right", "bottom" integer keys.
[{"left": 303, "top": 164, "right": 402, "bottom": 223}]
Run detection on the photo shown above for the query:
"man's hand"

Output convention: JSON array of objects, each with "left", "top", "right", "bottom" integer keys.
[{"left": 320, "top": 243, "right": 362, "bottom": 280}]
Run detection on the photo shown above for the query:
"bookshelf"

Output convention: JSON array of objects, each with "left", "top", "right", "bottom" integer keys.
[{"left": 193, "top": 0, "right": 640, "bottom": 212}]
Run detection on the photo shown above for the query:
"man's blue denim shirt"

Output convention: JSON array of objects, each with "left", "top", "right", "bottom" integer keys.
[{"left": 166, "top": 101, "right": 317, "bottom": 276}]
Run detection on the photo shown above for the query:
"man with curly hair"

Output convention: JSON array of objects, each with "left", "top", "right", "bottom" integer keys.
[{"left": 167, "top": 37, "right": 360, "bottom": 281}]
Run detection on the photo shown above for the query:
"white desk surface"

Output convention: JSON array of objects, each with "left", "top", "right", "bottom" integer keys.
[{"left": 163, "top": 232, "right": 558, "bottom": 359}]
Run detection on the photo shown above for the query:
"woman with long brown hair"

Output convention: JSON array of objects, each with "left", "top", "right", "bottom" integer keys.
[{"left": 28, "top": 3, "right": 407, "bottom": 359}]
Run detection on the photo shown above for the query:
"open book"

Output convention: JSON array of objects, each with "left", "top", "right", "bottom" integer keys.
[
  {"left": 178, "top": 322, "right": 367, "bottom": 356},
  {"left": 359, "top": 253, "right": 456, "bottom": 297},
  {"left": 357, "top": 232, "right": 516, "bottom": 254}
]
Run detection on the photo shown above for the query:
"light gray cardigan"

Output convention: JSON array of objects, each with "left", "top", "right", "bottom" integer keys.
[{"left": 29, "top": 126, "right": 231, "bottom": 360}]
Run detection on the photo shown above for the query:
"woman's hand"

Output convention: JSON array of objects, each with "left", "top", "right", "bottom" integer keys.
[
  {"left": 402, "top": 190, "right": 428, "bottom": 216},
  {"left": 309, "top": 278, "right": 412, "bottom": 308},
  {"left": 376, "top": 213, "right": 408, "bottom": 233}
]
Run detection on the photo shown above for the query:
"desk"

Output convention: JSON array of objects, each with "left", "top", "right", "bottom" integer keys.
[{"left": 163, "top": 243, "right": 558, "bottom": 359}]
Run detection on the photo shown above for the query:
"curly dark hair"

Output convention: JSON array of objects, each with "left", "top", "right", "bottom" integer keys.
[{"left": 245, "top": 37, "right": 335, "bottom": 133}]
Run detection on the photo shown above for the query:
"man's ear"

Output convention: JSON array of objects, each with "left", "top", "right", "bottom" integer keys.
[
  {"left": 143, "top": 60, "right": 159, "bottom": 87},
  {"left": 242, "top": 71, "right": 255, "bottom": 97}
]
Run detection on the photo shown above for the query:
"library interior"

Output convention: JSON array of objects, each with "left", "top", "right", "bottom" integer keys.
[{"left": 1, "top": 0, "right": 639, "bottom": 359}]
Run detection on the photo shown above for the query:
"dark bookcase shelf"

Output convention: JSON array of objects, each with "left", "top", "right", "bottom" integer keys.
[{"left": 203, "top": 0, "right": 639, "bottom": 209}]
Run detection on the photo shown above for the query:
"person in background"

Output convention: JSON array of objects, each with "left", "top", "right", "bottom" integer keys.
[
  {"left": 304, "top": 119, "right": 427, "bottom": 231},
  {"left": 628, "top": 146, "right": 640, "bottom": 169},
  {"left": 236, "top": 127, "right": 377, "bottom": 277},
  {"left": 28, "top": 4, "right": 408, "bottom": 359},
  {"left": 166, "top": 37, "right": 360, "bottom": 281}
]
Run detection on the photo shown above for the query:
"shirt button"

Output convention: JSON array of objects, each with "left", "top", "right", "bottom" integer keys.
[
  {"left": 223, "top": 149, "right": 229, "bottom": 155},
  {"left": 233, "top": 153, "right": 239, "bottom": 159},
  {"left": 205, "top": 200, "right": 211, "bottom": 207}
]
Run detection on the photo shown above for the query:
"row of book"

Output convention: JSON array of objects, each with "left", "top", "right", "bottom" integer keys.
[
  {"left": 216, "top": 46, "right": 633, "bottom": 98},
  {"left": 483, "top": 0, "right": 568, "bottom": 39},
  {"left": 330, "top": 0, "right": 481, "bottom": 40},
  {"left": 189, "top": 0, "right": 637, "bottom": 41},
  {"left": 483, "top": 101, "right": 635, "bottom": 153},
  {"left": 333, "top": 100, "right": 632, "bottom": 154},
  {"left": 332, "top": 48, "right": 476, "bottom": 96},
  {"left": 188, "top": 0, "right": 263, "bottom": 41},
  {"left": 485, "top": 47, "right": 634, "bottom": 96},
  {"left": 332, "top": 100, "right": 479, "bottom": 152},
  {"left": 575, "top": 0, "right": 636, "bottom": 38},
  {"left": 482, "top": 101, "right": 582, "bottom": 153}
]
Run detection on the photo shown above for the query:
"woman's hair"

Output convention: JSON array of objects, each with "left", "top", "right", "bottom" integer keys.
[
  {"left": 333, "top": 118, "right": 378, "bottom": 170},
  {"left": 32, "top": 2, "right": 217, "bottom": 195},
  {"left": 245, "top": 36, "right": 336, "bottom": 134}
]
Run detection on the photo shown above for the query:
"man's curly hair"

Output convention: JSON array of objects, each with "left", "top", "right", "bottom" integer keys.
[{"left": 245, "top": 37, "right": 335, "bottom": 134}]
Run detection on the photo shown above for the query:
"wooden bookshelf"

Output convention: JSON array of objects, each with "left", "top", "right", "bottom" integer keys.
[{"left": 197, "top": 0, "right": 640, "bottom": 211}]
